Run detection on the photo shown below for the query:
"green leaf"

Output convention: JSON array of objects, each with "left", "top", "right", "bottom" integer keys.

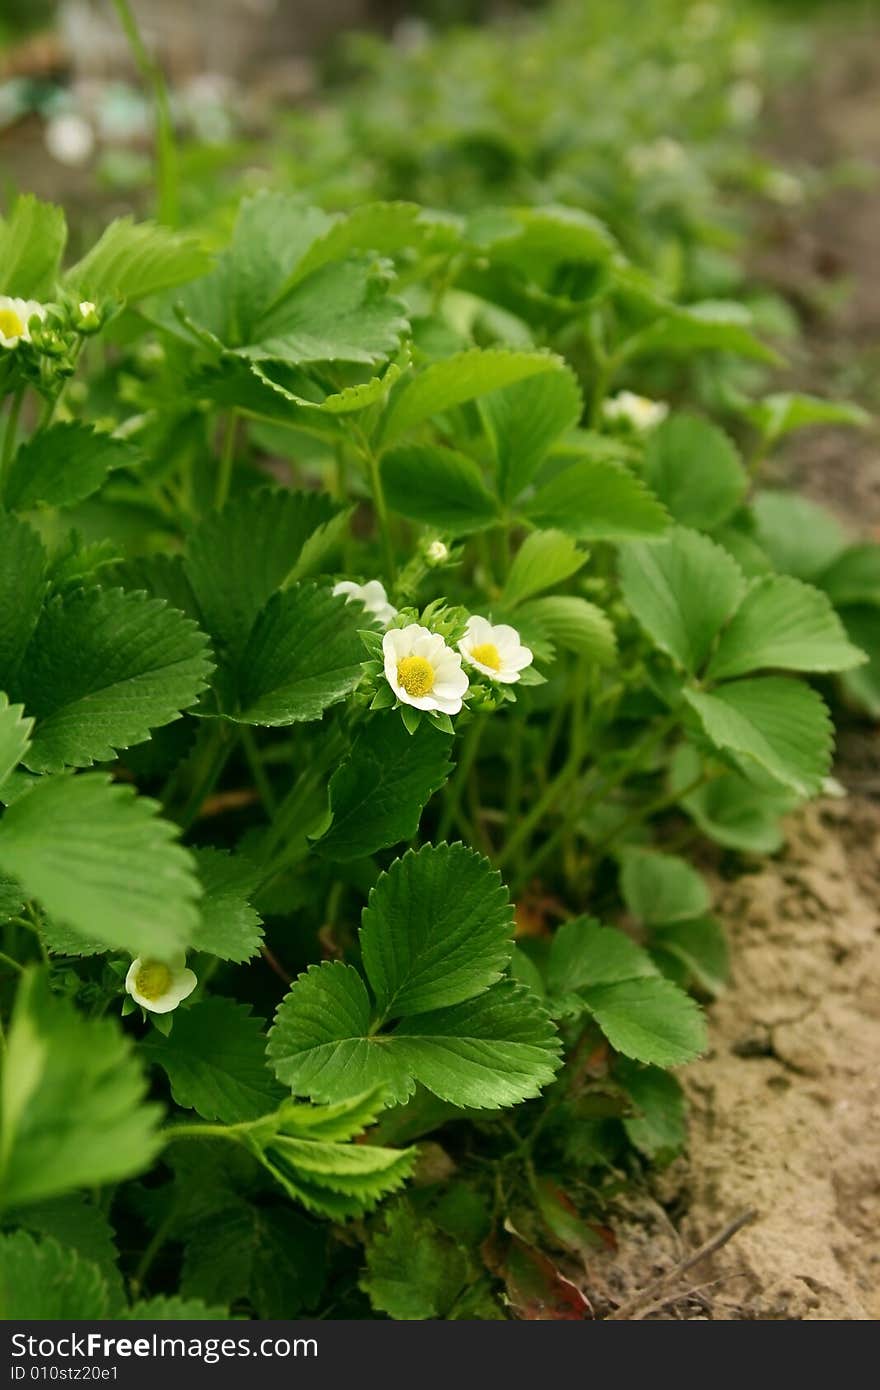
[
  {"left": 0, "top": 194, "right": 67, "bottom": 298},
  {"left": 0, "top": 1232, "right": 109, "bottom": 1319},
  {"left": 620, "top": 527, "right": 746, "bottom": 673},
  {"left": 672, "top": 744, "right": 793, "bottom": 854},
  {"left": 182, "top": 1201, "right": 326, "bottom": 1318},
  {"left": 361, "top": 1201, "right": 469, "bottom": 1319},
  {"left": 184, "top": 489, "right": 343, "bottom": 661},
  {"left": 616, "top": 1061, "right": 686, "bottom": 1162},
  {"left": 708, "top": 575, "right": 865, "bottom": 681},
  {"left": 684, "top": 677, "right": 832, "bottom": 797},
  {"left": 244, "top": 259, "right": 408, "bottom": 367},
  {"left": 124, "top": 1295, "right": 230, "bottom": 1320},
  {"left": 229, "top": 583, "right": 364, "bottom": 726},
  {"left": 141, "top": 998, "right": 283, "bottom": 1124},
  {"left": 747, "top": 391, "right": 871, "bottom": 444},
  {"left": 381, "top": 445, "right": 499, "bottom": 534},
  {"left": 0, "top": 774, "right": 200, "bottom": 957},
  {"left": 189, "top": 848, "right": 264, "bottom": 962},
  {"left": 546, "top": 917, "right": 657, "bottom": 997},
  {"left": 752, "top": 490, "right": 847, "bottom": 581},
  {"left": 0, "top": 971, "right": 161, "bottom": 1211},
  {"left": 0, "top": 694, "right": 32, "bottom": 790},
  {"left": 11, "top": 1194, "right": 125, "bottom": 1312},
  {"left": 643, "top": 414, "right": 747, "bottom": 529},
  {"left": 0, "top": 512, "right": 47, "bottom": 691},
  {"left": 817, "top": 545, "right": 880, "bottom": 608},
  {"left": 502, "top": 531, "right": 587, "bottom": 608},
  {"left": 66, "top": 218, "right": 211, "bottom": 301},
  {"left": 3, "top": 423, "right": 139, "bottom": 512},
  {"left": 652, "top": 917, "right": 729, "bottom": 996},
  {"left": 581, "top": 978, "right": 707, "bottom": 1067},
  {"left": 15, "top": 587, "right": 212, "bottom": 773},
  {"left": 524, "top": 458, "right": 669, "bottom": 540},
  {"left": 622, "top": 300, "right": 779, "bottom": 365},
  {"left": 381, "top": 348, "right": 563, "bottom": 445},
  {"left": 838, "top": 605, "right": 880, "bottom": 717},
  {"left": 320, "top": 715, "right": 452, "bottom": 861},
  {"left": 620, "top": 849, "right": 711, "bottom": 925},
  {"left": 480, "top": 367, "right": 583, "bottom": 501},
  {"left": 360, "top": 842, "right": 514, "bottom": 1018},
  {"left": 514, "top": 595, "right": 616, "bottom": 664}
]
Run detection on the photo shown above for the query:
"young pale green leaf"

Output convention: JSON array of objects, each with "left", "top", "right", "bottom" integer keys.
[
  {"left": 381, "top": 348, "right": 563, "bottom": 445},
  {"left": 502, "top": 531, "right": 587, "bottom": 609},
  {"left": 0, "top": 694, "right": 32, "bottom": 790},
  {"left": 65, "top": 217, "right": 211, "bottom": 301},
  {"left": 262, "top": 1130, "right": 416, "bottom": 1221},
  {"left": 0, "top": 194, "right": 67, "bottom": 298},
  {"left": 652, "top": 917, "right": 730, "bottom": 997},
  {"left": 0, "top": 774, "right": 201, "bottom": 957},
  {"left": 546, "top": 917, "right": 658, "bottom": 998},
  {"left": 707, "top": 575, "right": 866, "bottom": 681},
  {"left": 0, "top": 513, "right": 47, "bottom": 691},
  {"left": 643, "top": 413, "right": 747, "bottom": 529},
  {"left": 141, "top": 998, "right": 283, "bottom": 1124},
  {"left": 817, "top": 545, "right": 880, "bottom": 609},
  {"left": 182, "top": 1201, "right": 326, "bottom": 1319},
  {"left": 752, "top": 490, "right": 847, "bottom": 581},
  {"left": 184, "top": 489, "right": 343, "bottom": 661},
  {"left": 620, "top": 527, "right": 746, "bottom": 673},
  {"left": 514, "top": 595, "right": 616, "bottom": 664},
  {"left": 0, "top": 971, "right": 161, "bottom": 1211},
  {"left": 320, "top": 715, "right": 452, "bottom": 861},
  {"left": 524, "top": 458, "right": 669, "bottom": 540},
  {"left": 684, "top": 677, "right": 832, "bottom": 797},
  {"left": 229, "top": 584, "right": 364, "bottom": 726},
  {"left": 620, "top": 849, "right": 711, "bottom": 926},
  {"left": 380, "top": 445, "right": 499, "bottom": 534},
  {"left": 277, "top": 1089, "right": 390, "bottom": 1143},
  {"left": 671, "top": 744, "right": 793, "bottom": 854},
  {"left": 616, "top": 1061, "right": 686, "bottom": 1163},
  {"left": 0, "top": 1233, "right": 109, "bottom": 1320},
  {"left": 15, "top": 588, "right": 212, "bottom": 773},
  {"left": 360, "top": 843, "right": 514, "bottom": 1018},
  {"left": 2, "top": 423, "right": 139, "bottom": 512},
  {"left": 189, "top": 848, "right": 264, "bottom": 962},
  {"left": 747, "top": 391, "right": 871, "bottom": 444},
  {"left": 580, "top": 978, "right": 707, "bottom": 1067},
  {"left": 480, "top": 366, "right": 583, "bottom": 502},
  {"left": 361, "top": 1201, "right": 469, "bottom": 1320}
]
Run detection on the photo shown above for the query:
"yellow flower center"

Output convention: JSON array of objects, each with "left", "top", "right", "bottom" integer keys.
[
  {"left": 397, "top": 655, "right": 435, "bottom": 697},
  {"left": 134, "top": 961, "right": 173, "bottom": 1001},
  {"left": 470, "top": 642, "right": 502, "bottom": 672},
  {"left": 0, "top": 308, "right": 24, "bottom": 340}
]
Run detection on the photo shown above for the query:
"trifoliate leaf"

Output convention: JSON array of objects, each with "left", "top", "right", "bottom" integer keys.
[
  {"left": 141, "top": 998, "right": 283, "bottom": 1124},
  {"left": 751, "top": 490, "right": 847, "bottom": 581},
  {"left": 0, "top": 971, "right": 161, "bottom": 1211},
  {"left": 524, "top": 458, "right": 669, "bottom": 540},
  {"left": 361, "top": 1201, "right": 469, "bottom": 1320},
  {"left": 0, "top": 1232, "right": 109, "bottom": 1319},
  {"left": 381, "top": 348, "right": 563, "bottom": 445},
  {"left": 360, "top": 843, "right": 513, "bottom": 1018},
  {"left": 381, "top": 444, "right": 499, "bottom": 534},
  {"left": 3, "top": 423, "right": 139, "bottom": 512},
  {"left": 816, "top": 545, "right": 880, "bottom": 609},
  {"left": 189, "top": 848, "right": 263, "bottom": 962},
  {"left": 620, "top": 526, "right": 746, "bottom": 673},
  {"left": 0, "top": 194, "right": 66, "bottom": 298},
  {"left": 616, "top": 1061, "right": 686, "bottom": 1163},
  {"left": 0, "top": 694, "right": 32, "bottom": 790},
  {"left": 228, "top": 583, "right": 364, "bottom": 726},
  {"left": 707, "top": 575, "right": 865, "bottom": 681},
  {"left": 619, "top": 849, "right": 711, "bottom": 926},
  {"left": 671, "top": 744, "right": 793, "bottom": 854},
  {"left": 643, "top": 413, "right": 747, "bottom": 530},
  {"left": 319, "top": 715, "right": 452, "bottom": 861},
  {"left": 514, "top": 595, "right": 616, "bottom": 664},
  {"left": 0, "top": 774, "right": 200, "bottom": 957},
  {"left": 0, "top": 512, "right": 47, "bottom": 690},
  {"left": 581, "top": 978, "right": 707, "bottom": 1067},
  {"left": 184, "top": 489, "right": 342, "bottom": 661},
  {"left": 66, "top": 217, "right": 211, "bottom": 300},
  {"left": 684, "top": 677, "right": 832, "bottom": 797},
  {"left": 15, "top": 588, "right": 212, "bottom": 773},
  {"left": 244, "top": 259, "right": 408, "bottom": 367},
  {"left": 182, "top": 1201, "right": 326, "bottom": 1318},
  {"left": 480, "top": 366, "right": 583, "bottom": 502},
  {"left": 502, "top": 530, "right": 587, "bottom": 608}
]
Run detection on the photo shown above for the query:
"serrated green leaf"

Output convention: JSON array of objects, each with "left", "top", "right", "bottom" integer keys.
[
  {"left": 707, "top": 575, "right": 865, "bottom": 681},
  {"left": 514, "top": 595, "right": 616, "bottom": 664},
  {"left": 66, "top": 218, "right": 211, "bottom": 301},
  {"left": 228, "top": 583, "right": 363, "bottom": 726},
  {"left": 361, "top": 843, "right": 514, "bottom": 1018},
  {"left": 361, "top": 1200, "right": 469, "bottom": 1319},
  {"left": 3, "top": 422, "right": 140, "bottom": 512},
  {"left": 752, "top": 490, "right": 847, "bottom": 581},
  {"left": 141, "top": 998, "right": 283, "bottom": 1124},
  {"left": 524, "top": 458, "right": 669, "bottom": 540},
  {"left": 0, "top": 774, "right": 200, "bottom": 957},
  {"left": 124, "top": 1295, "right": 230, "bottom": 1319},
  {"left": 684, "top": 677, "right": 832, "bottom": 797},
  {"left": 0, "top": 1232, "right": 109, "bottom": 1319},
  {"left": 182, "top": 1201, "right": 326, "bottom": 1318},
  {"left": 0, "top": 194, "right": 66, "bottom": 298},
  {"left": 0, "top": 971, "right": 161, "bottom": 1210},
  {"left": 381, "top": 444, "right": 499, "bottom": 534},
  {"left": 502, "top": 531, "right": 587, "bottom": 608},
  {"left": 0, "top": 694, "right": 32, "bottom": 790},
  {"left": 11, "top": 1194, "right": 125, "bottom": 1312},
  {"left": 14, "top": 588, "right": 212, "bottom": 773},
  {"left": 652, "top": 917, "right": 729, "bottom": 996},
  {"left": 481, "top": 367, "right": 583, "bottom": 502},
  {"left": 643, "top": 413, "right": 746, "bottom": 529},
  {"left": 0, "top": 513, "right": 47, "bottom": 691},
  {"left": 320, "top": 715, "right": 452, "bottom": 861},
  {"left": 616, "top": 1061, "right": 686, "bottom": 1162},
  {"left": 671, "top": 744, "right": 793, "bottom": 854},
  {"left": 546, "top": 917, "right": 657, "bottom": 997},
  {"left": 620, "top": 526, "right": 746, "bottom": 673},
  {"left": 817, "top": 545, "right": 880, "bottom": 609},
  {"left": 581, "top": 978, "right": 707, "bottom": 1066},
  {"left": 189, "top": 848, "right": 263, "bottom": 962},
  {"left": 381, "top": 348, "right": 562, "bottom": 445},
  {"left": 277, "top": 1088, "right": 390, "bottom": 1142},
  {"left": 620, "top": 849, "right": 711, "bottom": 926},
  {"left": 748, "top": 391, "right": 871, "bottom": 443},
  {"left": 184, "top": 489, "right": 342, "bottom": 662}
]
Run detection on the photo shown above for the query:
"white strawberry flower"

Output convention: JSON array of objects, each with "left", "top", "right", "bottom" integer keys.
[
  {"left": 0, "top": 296, "right": 46, "bottom": 349},
  {"left": 458, "top": 615, "right": 533, "bottom": 685},
  {"left": 333, "top": 578, "right": 398, "bottom": 627},
  {"left": 125, "top": 951, "right": 197, "bottom": 1015},
  {"left": 602, "top": 390, "right": 668, "bottom": 431},
  {"left": 383, "top": 623, "right": 469, "bottom": 715}
]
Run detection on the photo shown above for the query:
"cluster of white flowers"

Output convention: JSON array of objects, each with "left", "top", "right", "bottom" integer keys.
[
  {"left": 125, "top": 952, "right": 196, "bottom": 1015},
  {"left": 0, "top": 296, "right": 46, "bottom": 350},
  {"left": 602, "top": 390, "right": 668, "bottom": 431}
]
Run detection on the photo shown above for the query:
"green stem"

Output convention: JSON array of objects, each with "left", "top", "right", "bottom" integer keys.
[
  {"left": 590, "top": 768, "right": 712, "bottom": 858},
  {"left": 215, "top": 411, "right": 238, "bottom": 511},
  {"left": 111, "top": 0, "right": 179, "bottom": 224},
  {"left": 241, "top": 727, "right": 276, "bottom": 817},
  {"left": 364, "top": 448, "right": 396, "bottom": 583},
  {"left": 1, "top": 385, "right": 25, "bottom": 486},
  {"left": 0, "top": 950, "right": 24, "bottom": 974},
  {"left": 437, "top": 717, "right": 484, "bottom": 841},
  {"left": 173, "top": 725, "right": 235, "bottom": 832}
]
